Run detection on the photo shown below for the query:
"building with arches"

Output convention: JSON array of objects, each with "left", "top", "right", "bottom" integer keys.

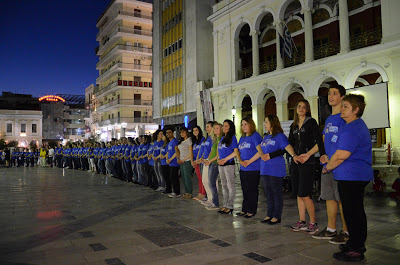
[{"left": 202, "top": 0, "right": 400, "bottom": 163}]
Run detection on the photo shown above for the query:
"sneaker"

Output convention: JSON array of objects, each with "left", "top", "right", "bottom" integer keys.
[
  {"left": 339, "top": 244, "right": 366, "bottom": 253},
  {"left": 205, "top": 204, "right": 220, "bottom": 210},
  {"left": 168, "top": 193, "right": 180, "bottom": 198},
  {"left": 199, "top": 198, "right": 207, "bottom": 202},
  {"left": 312, "top": 227, "right": 337, "bottom": 240},
  {"left": 305, "top": 222, "right": 319, "bottom": 235},
  {"left": 201, "top": 200, "right": 213, "bottom": 207},
  {"left": 333, "top": 250, "right": 364, "bottom": 262},
  {"left": 291, "top": 221, "right": 307, "bottom": 231},
  {"left": 329, "top": 230, "right": 349, "bottom": 245}
]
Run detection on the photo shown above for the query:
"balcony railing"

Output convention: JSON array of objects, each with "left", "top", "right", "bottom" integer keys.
[
  {"left": 98, "top": 27, "right": 153, "bottom": 53},
  {"left": 97, "top": 99, "right": 152, "bottom": 111},
  {"left": 259, "top": 59, "right": 277, "bottom": 75},
  {"left": 97, "top": 44, "right": 152, "bottom": 67},
  {"left": 98, "top": 117, "right": 153, "bottom": 127},
  {"left": 97, "top": 10, "right": 152, "bottom": 39},
  {"left": 238, "top": 66, "right": 253, "bottom": 80},
  {"left": 97, "top": 80, "right": 152, "bottom": 97},
  {"left": 350, "top": 28, "right": 382, "bottom": 51},
  {"left": 314, "top": 40, "right": 341, "bottom": 60},
  {"left": 284, "top": 50, "right": 305, "bottom": 68},
  {"left": 99, "top": 62, "right": 152, "bottom": 79}
]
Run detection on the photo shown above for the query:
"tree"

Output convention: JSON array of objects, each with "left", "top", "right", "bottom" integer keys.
[
  {"left": 7, "top": 140, "right": 18, "bottom": 148},
  {"left": 0, "top": 139, "right": 5, "bottom": 149}
]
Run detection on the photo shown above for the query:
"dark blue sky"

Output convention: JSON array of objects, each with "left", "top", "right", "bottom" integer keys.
[{"left": 0, "top": 0, "right": 112, "bottom": 97}]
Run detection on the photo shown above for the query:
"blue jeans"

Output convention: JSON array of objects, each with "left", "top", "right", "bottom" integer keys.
[
  {"left": 261, "top": 175, "right": 283, "bottom": 219},
  {"left": 208, "top": 163, "right": 219, "bottom": 207}
]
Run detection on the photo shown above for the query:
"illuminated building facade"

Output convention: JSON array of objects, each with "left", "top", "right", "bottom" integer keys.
[
  {"left": 95, "top": 0, "right": 157, "bottom": 140},
  {"left": 152, "top": 0, "right": 215, "bottom": 128},
  {"left": 206, "top": 0, "right": 400, "bottom": 164}
]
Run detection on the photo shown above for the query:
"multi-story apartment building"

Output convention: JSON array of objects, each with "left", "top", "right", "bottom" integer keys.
[
  {"left": 60, "top": 95, "right": 87, "bottom": 142},
  {"left": 206, "top": 0, "right": 400, "bottom": 163},
  {"left": 152, "top": 0, "right": 215, "bottom": 128},
  {"left": 95, "top": 0, "right": 156, "bottom": 140}
]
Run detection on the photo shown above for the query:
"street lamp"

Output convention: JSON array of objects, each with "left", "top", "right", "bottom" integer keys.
[
  {"left": 121, "top": 122, "right": 127, "bottom": 138},
  {"left": 231, "top": 107, "right": 236, "bottom": 122}
]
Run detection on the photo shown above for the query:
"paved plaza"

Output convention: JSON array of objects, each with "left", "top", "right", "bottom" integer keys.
[{"left": 0, "top": 166, "right": 399, "bottom": 265}]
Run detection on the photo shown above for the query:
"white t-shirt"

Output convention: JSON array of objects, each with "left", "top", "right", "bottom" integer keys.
[
  {"left": 178, "top": 138, "right": 192, "bottom": 162},
  {"left": 48, "top": 148, "right": 54, "bottom": 157}
]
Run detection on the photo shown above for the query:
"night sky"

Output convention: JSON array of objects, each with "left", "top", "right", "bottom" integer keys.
[{"left": 0, "top": 0, "right": 112, "bottom": 97}]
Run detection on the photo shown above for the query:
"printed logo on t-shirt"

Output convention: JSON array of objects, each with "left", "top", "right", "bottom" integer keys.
[
  {"left": 238, "top": 142, "right": 251, "bottom": 149},
  {"left": 218, "top": 143, "right": 227, "bottom": 149},
  {"left": 331, "top": 135, "right": 338, "bottom": 143},
  {"left": 261, "top": 139, "right": 276, "bottom": 147},
  {"left": 325, "top": 123, "right": 339, "bottom": 134}
]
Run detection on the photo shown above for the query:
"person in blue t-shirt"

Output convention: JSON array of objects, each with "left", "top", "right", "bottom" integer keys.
[
  {"left": 159, "top": 134, "right": 170, "bottom": 193},
  {"left": 141, "top": 136, "right": 150, "bottom": 186},
  {"left": 166, "top": 128, "right": 180, "bottom": 196},
  {"left": 152, "top": 130, "right": 165, "bottom": 191},
  {"left": 130, "top": 139, "right": 138, "bottom": 183},
  {"left": 323, "top": 94, "right": 373, "bottom": 262},
  {"left": 97, "top": 142, "right": 106, "bottom": 175},
  {"left": 257, "top": 114, "right": 297, "bottom": 225},
  {"left": 235, "top": 117, "right": 262, "bottom": 218},
  {"left": 197, "top": 121, "right": 215, "bottom": 204},
  {"left": 313, "top": 85, "right": 349, "bottom": 244},
  {"left": 148, "top": 137, "right": 157, "bottom": 189},
  {"left": 191, "top": 126, "right": 205, "bottom": 200},
  {"left": 217, "top": 120, "right": 238, "bottom": 214}
]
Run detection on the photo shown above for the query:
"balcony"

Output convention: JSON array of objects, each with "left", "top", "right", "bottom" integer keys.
[
  {"left": 96, "top": 99, "right": 152, "bottom": 112},
  {"left": 98, "top": 117, "right": 153, "bottom": 127},
  {"left": 238, "top": 66, "right": 253, "bottom": 80},
  {"left": 314, "top": 40, "right": 341, "bottom": 60},
  {"left": 97, "top": 10, "right": 152, "bottom": 40},
  {"left": 96, "top": 80, "right": 152, "bottom": 98},
  {"left": 97, "top": 62, "right": 152, "bottom": 83},
  {"left": 350, "top": 28, "right": 382, "bottom": 51},
  {"left": 97, "top": 44, "right": 152, "bottom": 69},
  {"left": 284, "top": 50, "right": 305, "bottom": 68},
  {"left": 97, "top": 27, "right": 153, "bottom": 55},
  {"left": 259, "top": 59, "right": 277, "bottom": 75}
]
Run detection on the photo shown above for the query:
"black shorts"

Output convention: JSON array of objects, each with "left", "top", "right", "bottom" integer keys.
[{"left": 290, "top": 163, "right": 315, "bottom": 197}]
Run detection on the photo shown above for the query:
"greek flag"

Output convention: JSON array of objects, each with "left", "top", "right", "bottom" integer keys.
[{"left": 279, "top": 24, "right": 296, "bottom": 59}]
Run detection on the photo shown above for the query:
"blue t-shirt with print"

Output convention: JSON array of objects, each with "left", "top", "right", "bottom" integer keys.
[
  {"left": 160, "top": 145, "right": 167, "bottom": 166},
  {"left": 260, "top": 133, "right": 289, "bottom": 177},
  {"left": 193, "top": 137, "right": 205, "bottom": 160},
  {"left": 153, "top": 140, "right": 164, "bottom": 158},
  {"left": 238, "top": 132, "right": 262, "bottom": 171},
  {"left": 167, "top": 138, "right": 179, "bottom": 167},
  {"left": 200, "top": 136, "right": 212, "bottom": 159},
  {"left": 323, "top": 113, "right": 346, "bottom": 159},
  {"left": 148, "top": 144, "right": 154, "bottom": 166},
  {"left": 218, "top": 136, "right": 238, "bottom": 164},
  {"left": 125, "top": 145, "right": 132, "bottom": 163},
  {"left": 332, "top": 118, "right": 373, "bottom": 182}
]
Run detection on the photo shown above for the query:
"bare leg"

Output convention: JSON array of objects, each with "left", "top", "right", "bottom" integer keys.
[
  {"left": 297, "top": 196, "right": 306, "bottom": 221},
  {"left": 301, "top": 196, "right": 316, "bottom": 223},
  {"left": 339, "top": 201, "right": 348, "bottom": 232},
  {"left": 327, "top": 200, "right": 338, "bottom": 229}
]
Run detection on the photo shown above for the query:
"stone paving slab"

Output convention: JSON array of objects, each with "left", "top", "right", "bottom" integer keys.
[{"left": 0, "top": 166, "right": 399, "bottom": 264}]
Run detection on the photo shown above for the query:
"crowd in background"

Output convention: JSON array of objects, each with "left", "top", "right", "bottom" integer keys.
[{"left": 0, "top": 88, "right": 374, "bottom": 262}]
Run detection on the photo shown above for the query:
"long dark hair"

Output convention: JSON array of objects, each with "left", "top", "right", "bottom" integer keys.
[
  {"left": 292, "top": 99, "right": 311, "bottom": 128},
  {"left": 265, "top": 114, "right": 283, "bottom": 137},
  {"left": 153, "top": 129, "right": 162, "bottom": 142},
  {"left": 221, "top": 119, "right": 235, "bottom": 147},
  {"left": 178, "top": 127, "right": 190, "bottom": 144},
  {"left": 191, "top": 126, "right": 203, "bottom": 146}
]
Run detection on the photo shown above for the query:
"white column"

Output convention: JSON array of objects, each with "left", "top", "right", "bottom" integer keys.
[
  {"left": 302, "top": 7, "right": 314, "bottom": 62},
  {"left": 234, "top": 107, "right": 242, "bottom": 136},
  {"left": 250, "top": 30, "right": 260, "bottom": 76},
  {"left": 306, "top": 96, "right": 319, "bottom": 122},
  {"left": 253, "top": 104, "right": 265, "bottom": 134},
  {"left": 276, "top": 100, "right": 288, "bottom": 121},
  {"left": 274, "top": 20, "right": 284, "bottom": 70},
  {"left": 339, "top": 0, "right": 350, "bottom": 53},
  {"left": 212, "top": 30, "right": 219, "bottom": 87},
  {"left": 381, "top": 0, "right": 400, "bottom": 43}
]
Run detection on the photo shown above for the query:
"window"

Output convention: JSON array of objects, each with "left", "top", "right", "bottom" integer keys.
[
  {"left": 6, "top": 123, "right": 12, "bottom": 133},
  {"left": 134, "top": 76, "right": 141, "bottom": 82},
  {"left": 134, "top": 59, "right": 141, "bottom": 65},
  {"left": 32, "top": 124, "right": 37, "bottom": 133},
  {"left": 21, "top": 124, "right": 26, "bottom": 133},
  {"left": 178, "top": 39, "right": 183, "bottom": 49}
]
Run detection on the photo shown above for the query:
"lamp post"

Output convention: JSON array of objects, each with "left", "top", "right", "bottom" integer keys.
[
  {"left": 121, "top": 122, "right": 127, "bottom": 138},
  {"left": 231, "top": 107, "right": 236, "bottom": 122}
]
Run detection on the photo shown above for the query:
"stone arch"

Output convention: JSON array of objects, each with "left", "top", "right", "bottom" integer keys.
[
  {"left": 345, "top": 63, "right": 389, "bottom": 89},
  {"left": 310, "top": 72, "right": 343, "bottom": 96},
  {"left": 356, "top": 77, "right": 369, "bottom": 86},
  {"left": 234, "top": 89, "right": 255, "bottom": 108},
  {"left": 277, "top": 0, "right": 305, "bottom": 21},
  {"left": 279, "top": 79, "right": 308, "bottom": 101},
  {"left": 375, "top": 76, "right": 383, "bottom": 84},
  {"left": 286, "top": 15, "right": 305, "bottom": 29},
  {"left": 318, "top": 4, "right": 334, "bottom": 18},
  {"left": 255, "top": 85, "right": 278, "bottom": 105},
  {"left": 233, "top": 18, "right": 253, "bottom": 40},
  {"left": 260, "top": 26, "right": 276, "bottom": 45},
  {"left": 253, "top": 8, "right": 277, "bottom": 32}
]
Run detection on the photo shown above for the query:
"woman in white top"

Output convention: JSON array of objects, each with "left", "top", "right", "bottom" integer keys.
[{"left": 176, "top": 127, "right": 193, "bottom": 199}]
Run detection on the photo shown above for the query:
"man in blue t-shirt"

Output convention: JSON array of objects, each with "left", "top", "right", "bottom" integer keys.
[
  {"left": 313, "top": 85, "right": 348, "bottom": 245},
  {"left": 166, "top": 128, "right": 180, "bottom": 197}
]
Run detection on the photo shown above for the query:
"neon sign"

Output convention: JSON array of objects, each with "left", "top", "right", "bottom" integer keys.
[{"left": 39, "top": 95, "right": 66, "bottom": 102}]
